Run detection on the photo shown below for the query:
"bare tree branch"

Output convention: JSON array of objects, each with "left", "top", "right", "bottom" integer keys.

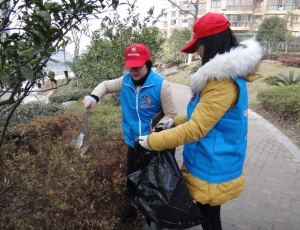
[{"left": 167, "top": 0, "right": 200, "bottom": 21}]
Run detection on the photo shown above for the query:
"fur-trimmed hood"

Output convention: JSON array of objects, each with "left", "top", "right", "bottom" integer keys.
[{"left": 189, "top": 39, "right": 263, "bottom": 92}]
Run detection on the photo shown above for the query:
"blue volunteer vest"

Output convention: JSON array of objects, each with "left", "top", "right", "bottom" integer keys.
[
  {"left": 183, "top": 78, "right": 248, "bottom": 183},
  {"left": 120, "top": 71, "right": 164, "bottom": 147}
]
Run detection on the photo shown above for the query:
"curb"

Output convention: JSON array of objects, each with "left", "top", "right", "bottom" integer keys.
[{"left": 249, "top": 109, "right": 300, "bottom": 162}]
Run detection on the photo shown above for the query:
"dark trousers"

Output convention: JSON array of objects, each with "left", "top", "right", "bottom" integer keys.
[
  {"left": 126, "top": 146, "right": 136, "bottom": 199},
  {"left": 127, "top": 146, "right": 136, "bottom": 175},
  {"left": 119, "top": 146, "right": 138, "bottom": 222},
  {"left": 196, "top": 203, "right": 222, "bottom": 230}
]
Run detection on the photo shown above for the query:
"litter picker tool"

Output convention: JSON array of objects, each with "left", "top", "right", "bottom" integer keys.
[{"left": 71, "top": 107, "right": 90, "bottom": 157}]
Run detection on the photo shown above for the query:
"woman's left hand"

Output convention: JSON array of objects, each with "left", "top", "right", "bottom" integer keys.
[{"left": 138, "top": 136, "right": 151, "bottom": 150}]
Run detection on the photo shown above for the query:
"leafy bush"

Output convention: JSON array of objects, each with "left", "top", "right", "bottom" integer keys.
[
  {"left": 257, "top": 85, "right": 300, "bottom": 121},
  {"left": 89, "top": 98, "right": 123, "bottom": 140},
  {"left": 0, "top": 108, "right": 144, "bottom": 229},
  {"left": 49, "top": 80, "right": 92, "bottom": 103},
  {"left": 0, "top": 102, "right": 65, "bottom": 128},
  {"left": 277, "top": 56, "right": 300, "bottom": 68},
  {"left": 262, "top": 52, "right": 279, "bottom": 60}
]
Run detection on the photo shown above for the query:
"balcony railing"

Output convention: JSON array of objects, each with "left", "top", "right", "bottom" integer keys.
[
  {"left": 230, "top": 21, "right": 250, "bottom": 27},
  {"left": 266, "top": 5, "right": 293, "bottom": 11},
  {"left": 226, "top": 5, "right": 253, "bottom": 11}
]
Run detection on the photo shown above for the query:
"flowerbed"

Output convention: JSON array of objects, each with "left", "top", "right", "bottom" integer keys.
[{"left": 277, "top": 56, "right": 300, "bottom": 68}]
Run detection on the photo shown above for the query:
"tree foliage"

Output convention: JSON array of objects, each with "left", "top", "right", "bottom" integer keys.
[
  {"left": 73, "top": 0, "right": 165, "bottom": 90},
  {"left": 256, "top": 16, "right": 288, "bottom": 55},
  {"left": 0, "top": 0, "right": 120, "bottom": 151},
  {"left": 256, "top": 16, "right": 287, "bottom": 42},
  {"left": 165, "top": 0, "right": 202, "bottom": 64},
  {"left": 159, "top": 28, "right": 191, "bottom": 66}
]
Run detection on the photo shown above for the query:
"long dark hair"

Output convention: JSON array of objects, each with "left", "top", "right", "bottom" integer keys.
[
  {"left": 195, "top": 27, "right": 238, "bottom": 66},
  {"left": 145, "top": 60, "right": 153, "bottom": 69}
]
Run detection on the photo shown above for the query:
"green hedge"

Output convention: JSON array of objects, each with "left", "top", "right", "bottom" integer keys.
[
  {"left": 257, "top": 85, "right": 300, "bottom": 121},
  {"left": 49, "top": 80, "right": 92, "bottom": 103},
  {"left": 0, "top": 102, "right": 65, "bottom": 128}
]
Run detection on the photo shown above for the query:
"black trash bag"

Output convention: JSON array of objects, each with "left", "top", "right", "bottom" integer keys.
[{"left": 128, "top": 140, "right": 207, "bottom": 229}]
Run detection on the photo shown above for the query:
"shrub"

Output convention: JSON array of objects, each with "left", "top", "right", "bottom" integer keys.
[
  {"left": 49, "top": 79, "right": 92, "bottom": 103},
  {"left": 277, "top": 56, "right": 300, "bottom": 68},
  {"left": 50, "top": 87, "right": 92, "bottom": 103},
  {"left": 0, "top": 102, "right": 65, "bottom": 128},
  {"left": 89, "top": 98, "right": 123, "bottom": 140},
  {"left": 262, "top": 52, "right": 279, "bottom": 61},
  {"left": 0, "top": 108, "right": 144, "bottom": 229},
  {"left": 257, "top": 85, "right": 300, "bottom": 121}
]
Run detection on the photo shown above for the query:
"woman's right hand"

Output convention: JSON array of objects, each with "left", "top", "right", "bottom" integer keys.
[
  {"left": 155, "top": 119, "right": 174, "bottom": 130},
  {"left": 82, "top": 95, "right": 97, "bottom": 109}
]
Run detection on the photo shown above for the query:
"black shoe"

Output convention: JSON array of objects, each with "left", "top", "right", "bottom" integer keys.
[{"left": 121, "top": 205, "right": 137, "bottom": 223}]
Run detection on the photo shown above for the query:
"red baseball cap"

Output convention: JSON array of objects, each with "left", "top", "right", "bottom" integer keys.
[
  {"left": 124, "top": 43, "right": 151, "bottom": 69},
  {"left": 181, "top": 13, "right": 230, "bottom": 53}
]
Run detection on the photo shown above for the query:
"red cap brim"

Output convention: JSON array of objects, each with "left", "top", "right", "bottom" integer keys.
[
  {"left": 125, "top": 59, "right": 147, "bottom": 69},
  {"left": 181, "top": 38, "right": 198, "bottom": 53}
]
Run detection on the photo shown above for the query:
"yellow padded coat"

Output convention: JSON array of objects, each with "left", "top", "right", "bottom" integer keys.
[{"left": 147, "top": 39, "right": 263, "bottom": 206}]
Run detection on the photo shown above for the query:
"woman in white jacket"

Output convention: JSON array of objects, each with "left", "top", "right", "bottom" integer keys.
[{"left": 83, "top": 43, "right": 177, "bottom": 224}]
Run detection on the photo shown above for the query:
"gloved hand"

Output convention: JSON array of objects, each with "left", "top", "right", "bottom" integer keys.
[
  {"left": 138, "top": 135, "right": 151, "bottom": 150},
  {"left": 155, "top": 119, "right": 174, "bottom": 130},
  {"left": 83, "top": 95, "right": 97, "bottom": 109}
]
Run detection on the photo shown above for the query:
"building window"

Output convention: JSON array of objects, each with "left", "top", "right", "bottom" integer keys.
[
  {"left": 266, "top": 0, "right": 293, "bottom": 11},
  {"left": 179, "top": 10, "right": 189, "bottom": 17},
  {"left": 179, "top": 1, "right": 186, "bottom": 7},
  {"left": 292, "top": 31, "right": 299, "bottom": 37},
  {"left": 188, "top": 3, "right": 206, "bottom": 16},
  {"left": 160, "top": 21, "right": 168, "bottom": 27},
  {"left": 253, "top": 15, "right": 262, "bottom": 25},
  {"left": 170, "top": 19, "right": 177, "bottom": 25},
  {"left": 226, "top": 14, "right": 251, "bottom": 27},
  {"left": 227, "top": 0, "right": 253, "bottom": 11},
  {"left": 178, "top": 19, "right": 189, "bottom": 26},
  {"left": 171, "top": 11, "right": 176, "bottom": 17},
  {"left": 197, "top": 3, "right": 206, "bottom": 15},
  {"left": 211, "top": 0, "right": 221, "bottom": 11}
]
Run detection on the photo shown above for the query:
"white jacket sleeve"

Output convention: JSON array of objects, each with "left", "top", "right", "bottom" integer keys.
[
  {"left": 90, "top": 76, "right": 123, "bottom": 99},
  {"left": 160, "top": 80, "right": 178, "bottom": 122}
]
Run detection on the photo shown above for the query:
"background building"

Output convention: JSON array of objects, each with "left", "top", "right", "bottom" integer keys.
[
  {"left": 159, "top": 0, "right": 300, "bottom": 38},
  {"left": 0, "top": 0, "right": 9, "bottom": 40},
  {"left": 44, "top": 51, "right": 74, "bottom": 77}
]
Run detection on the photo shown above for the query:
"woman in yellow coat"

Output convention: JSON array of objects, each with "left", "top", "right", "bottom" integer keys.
[{"left": 138, "top": 13, "right": 263, "bottom": 230}]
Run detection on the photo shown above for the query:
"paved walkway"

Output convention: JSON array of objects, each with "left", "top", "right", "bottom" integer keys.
[{"left": 168, "top": 83, "right": 300, "bottom": 230}]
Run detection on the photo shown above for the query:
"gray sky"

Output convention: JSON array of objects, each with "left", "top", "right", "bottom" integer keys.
[{"left": 65, "top": 0, "right": 162, "bottom": 53}]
